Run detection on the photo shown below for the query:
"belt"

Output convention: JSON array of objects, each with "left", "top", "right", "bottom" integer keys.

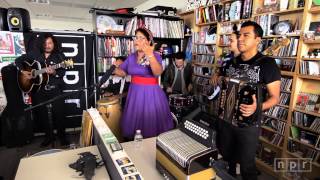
[
  {"left": 44, "top": 84, "right": 57, "bottom": 91},
  {"left": 131, "top": 76, "right": 158, "bottom": 85}
]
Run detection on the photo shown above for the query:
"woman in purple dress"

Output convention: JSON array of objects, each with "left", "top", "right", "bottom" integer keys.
[{"left": 114, "top": 28, "right": 174, "bottom": 139}]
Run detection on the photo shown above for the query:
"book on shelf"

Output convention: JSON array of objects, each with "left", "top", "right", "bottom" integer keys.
[
  {"left": 265, "top": 105, "right": 289, "bottom": 120},
  {"left": 195, "top": 55, "right": 215, "bottom": 64},
  {"left": 292, "top": 111, "right": 320, "bottom": 133},
  {"left": 296, "top": 92, "right": 320, "bottom": 113},
  {"left": 300, "top": 61, "right": 320, "bottom": 76},
  {"left": 300, "top": 130, "right": 318, "bottom": 146},
  {"left": 97, "top": 37, "right": 134, "bottom": 58},
  {"left": 291, "top": 126, "right": 300, "bottom": 139},
  {"left": 193, "top": 44, "right": 216, "bottom": 54},
  {"left": 280, "top": 77, "right": 293, "bottom": 92},
  {"left": 254, "top": 14, "right": 279, "bottom": 36},
  {"left": 279, "top": 92, "right": 291, "bottom": 106},
  {"left": 287, "top": 139, "right": 318, "bottom": 161},
  {"left": 262, "top": 116, "right": 286, "bottom": 135}
]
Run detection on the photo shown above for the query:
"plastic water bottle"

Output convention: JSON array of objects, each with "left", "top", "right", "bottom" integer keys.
[{"left": 134, "top": 129, "right": 143, "bottom": 149}]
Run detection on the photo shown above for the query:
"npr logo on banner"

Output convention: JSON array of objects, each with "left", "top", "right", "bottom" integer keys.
[{"left": 274, "top": 158, "right": 312, "bottom": 172}]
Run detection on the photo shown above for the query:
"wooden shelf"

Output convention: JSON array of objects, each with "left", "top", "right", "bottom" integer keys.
[
  {"left": 301, "top": 58, "right": 320, "bottom": 61},
  {"left": 263, "top": 114, "right": 288, "bottom": 122},
  {"left": 192, "top": 62, "right": 214, "bottom": 67},
  {"left": 280, "top": 90, "right": 292, "bottom": 93},
  {"left": 220, "top": 18, "right": 251, "bottom": 24},
  {"left": 218, "top": 44, "right": 229, "bottom": 47},
  {"left": 293, "top": 108, "right": 320, "bottom": 118},
  {"left": 270, "top": 56, "right": 297, "bottom": 59},
  {"left": 277, "top": 104, "right": 290, "bottom": 108},
  {"left": 178, "top": 10, "right": 194, "bottom": 16},
  {"left": 193, "top": 53, "right": 215, "bottom": 55},
  {"left": 291, "top": 124, "right": 319, "bottom": 134},
  {"left": 194, "top": 43, "right": 216, "bottom": 45},
  {"left": 289, "top": 137, "right": 316, "bottom": 149},
  {"left": 261, "top": 126, "right": 279, "bottom": 134},
  {"left": 309, "top": 6, "right": 320, "bottom": 14},
  {"left": 286, "top": 151, "right": 320, "bottom": 167},
  {"left": 196, "top": 21, "right": 217, "bottom": 26},
  {"left": 262, "top": 34, "right": 301, "bottom": 39},
  {"left": 97, "top": 34, "right": 134, "bottom": 38},
  {"left": 304, "top": 40, "right": 320, "bottom": 44},
  {"left": 193, "top": 74, "right": 211, "bottom": 79},
  {"left": 255, "top": 158, "right": 278, "bottom": 177},
  {"left": 298, "top": 74, "right": 320, "bottom": 80},
  {"left": 259, "top": 137, "right": 283, "bottom": 150},
  {"left": 219, "top": 32, "right": 232, "bottom": 35},
  {"left": 253, "top": 7, "right": 304, "bottom": 17},
  {"left": 281, "top": 71, "right": 294, "bottom": 76}
]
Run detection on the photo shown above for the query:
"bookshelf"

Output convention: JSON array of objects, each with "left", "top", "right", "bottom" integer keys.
[
  {"left": 90, "top": 8, "right": 185, "bottom": 99},
  {"left": 179, "top": 0, "right": 320, "bottom": 179}
]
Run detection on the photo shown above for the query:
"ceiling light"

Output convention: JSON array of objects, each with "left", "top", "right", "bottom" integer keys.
[{"left": 27, "top": 0, "right": 50, "bottom": 4}]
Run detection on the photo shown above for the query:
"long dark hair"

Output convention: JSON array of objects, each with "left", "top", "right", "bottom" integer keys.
[{"left": 39, "top": 33, "right": 61, "bottom": 54}]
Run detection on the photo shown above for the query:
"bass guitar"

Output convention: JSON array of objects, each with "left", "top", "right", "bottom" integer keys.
[{"left": 18, "top": 59, "right": 73, "bottom": 93}]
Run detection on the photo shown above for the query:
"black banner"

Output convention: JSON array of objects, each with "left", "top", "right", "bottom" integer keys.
[{"left": 24, "top": 31, "right": 94, "bottom": 128}]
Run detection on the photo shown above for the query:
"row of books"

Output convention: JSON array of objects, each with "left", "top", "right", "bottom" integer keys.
[
  {"left": 262, "top": 116, "right": 287, "bottom": 135},
  {"left": 124, "top": 16, "right": 184, "bottom": 38},
  {"left": 261, "top": 128, "right": 284, "bottom": 147},
  {"left": 254, "top": 14, "right": 280, "bottom": 37},
  {"left": 97, "top": 57, "right": 114, "bottom": 74},
  {"left": 194, "top": 55, "right": 215, "bottom": 64},
  {"left": 300, "top": 60, "right": 320, "bottom": 76},
  {"left": 195, "top": 0, "right": 253, "bottom": 24},
  {"left": 279, "top": 93, "right": 291, "bottom": 106},
  {"left": 290, "top": 126, "right": 319, "bottom": 146},
  {"left": 287, "top": 139, "right": 318, "bottom": 161},
  {"left": 219, "top": 34, "right": 231, "bottom": 46},
  {"left": 264, "top": 105, "right": 289, "bottom": 121},
  {"left": 193, "top": 44, "right": 216, "bottom": 54},
  {"left": 280, "top": 77, "right": 293, "bottom": 92},
  {"left": 97, "top": 37, "right": 134, "bottom": 58},
  {"left": 193, "top": 28, "right": 217, "bottom": 44},
  {"left": 193, "top": 66, "right": 213, "bottom": 76},
  {"left": 274, "top": 58, "right": 295, "bottom": 72},
  {"left": 256, "top": 143, "right": 277, "bottom": 166},
  {"left": 292, "top": 111, "right": 320, "bottom": 133},
  {"left": 296, "top": 92, "right": 320, "bottom": 113}
]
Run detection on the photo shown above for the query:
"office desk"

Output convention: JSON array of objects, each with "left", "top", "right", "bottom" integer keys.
[
  {"left": 121, "top": 137, "right": 163, "bottom": 180},
  {"left": 15, "top": 146, "right": 110, "bottom": 180}
]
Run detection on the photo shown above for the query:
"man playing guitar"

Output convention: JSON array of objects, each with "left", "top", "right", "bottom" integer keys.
[{"left": 15, "top": 33, "right": 69, "bottom": 147}]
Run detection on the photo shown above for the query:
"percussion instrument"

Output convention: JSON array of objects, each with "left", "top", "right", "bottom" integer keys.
[
  {"left": 169, "top": 94, "right": 194, "bottom": 107},
  {"left": 97, "top": 96, "right": 122, "bottom": 142}
]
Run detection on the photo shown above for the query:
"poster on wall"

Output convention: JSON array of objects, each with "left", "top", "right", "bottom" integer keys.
[{"left": 0, "top": 31, "right": 26, "bottom": 115}]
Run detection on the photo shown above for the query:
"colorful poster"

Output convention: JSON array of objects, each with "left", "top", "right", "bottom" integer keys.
[
  {"left": 0, "top": 31, "right": 14, "bottom": 55},
  {"left": 12, "top": 32, "right": 26, "bottom": 56}
]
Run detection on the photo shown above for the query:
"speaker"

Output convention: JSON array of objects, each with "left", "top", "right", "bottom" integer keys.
[
  {"left": 7, "top": 8, "right": 31, "bottom": 32},
  {"left": 0, "top": 8, "right": 8, "bottom": 31}
]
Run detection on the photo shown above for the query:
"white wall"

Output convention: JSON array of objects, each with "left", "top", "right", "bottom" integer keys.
[
  {"left": 31, "top": 19, "right": 93, "bottom": 32},
  {"left": 135, "top": 0, "right": 187, "bottom": 12}
]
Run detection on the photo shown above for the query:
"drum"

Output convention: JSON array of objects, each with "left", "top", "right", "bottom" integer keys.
[
  {"left": 97, "top": 96, "right": 122, "bottom": 142},
  {"left": 169, "top": 94, "right": 194, "bottom": 107}
]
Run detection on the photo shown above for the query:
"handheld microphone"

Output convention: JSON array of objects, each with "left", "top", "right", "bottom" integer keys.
[{"left": 98, "top": 65, "right": 116, "bottom": 87}]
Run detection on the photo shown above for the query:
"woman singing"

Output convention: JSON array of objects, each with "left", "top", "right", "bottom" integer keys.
[{"left": 113, "top": 28, "right": 174, "bottom": 140}]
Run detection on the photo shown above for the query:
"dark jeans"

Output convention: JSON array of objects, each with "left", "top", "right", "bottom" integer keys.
[
  {"left": 33, "top": 89, "right": 66, "bottom": 139},
  {"left": 218, "top": 120, "right": 260, "bottom": 180}
]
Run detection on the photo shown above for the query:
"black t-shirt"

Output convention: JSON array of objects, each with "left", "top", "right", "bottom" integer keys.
[{"left": 226, "top": 52, "right": 281, "bottom": 84}]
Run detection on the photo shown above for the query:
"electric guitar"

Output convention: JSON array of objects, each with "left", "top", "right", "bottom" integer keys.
[{"left": 18, "top": 59, "right": 74, "bottom": 93}]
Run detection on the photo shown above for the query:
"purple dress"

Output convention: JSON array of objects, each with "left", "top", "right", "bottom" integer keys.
[{"left": 120, "top": 52, "right": 174, "bottom": 139}]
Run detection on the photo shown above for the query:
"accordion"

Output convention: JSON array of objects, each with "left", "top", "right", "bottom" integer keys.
[
  {"left": 156, "top": 118, "right": 218, "bottom": 180},
  {"left": 214, "top": 78, "right": 263, "bottom": 127}
]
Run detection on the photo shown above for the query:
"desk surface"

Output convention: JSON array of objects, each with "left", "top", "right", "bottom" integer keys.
[
  {"left": 121, "top": 137, "right": 164, "bottom": 180},
  {"left": 15, "top": 146, "right": 110, "bottom": 180}
]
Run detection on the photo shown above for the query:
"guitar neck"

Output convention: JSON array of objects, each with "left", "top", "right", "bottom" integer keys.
[{"left": 34, "top": 63, "right": 63, "bottom": 76}]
